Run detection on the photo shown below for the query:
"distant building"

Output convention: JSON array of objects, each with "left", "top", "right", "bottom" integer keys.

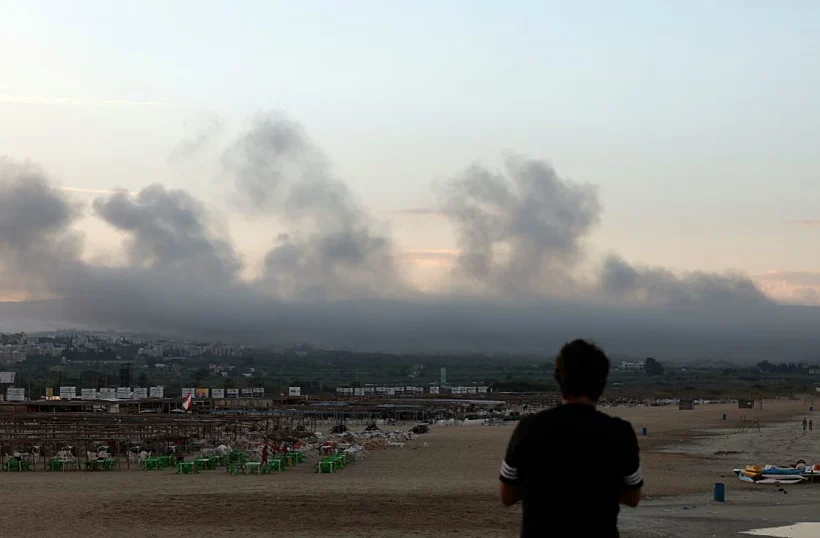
[
  {"left": 0, "top": 345, "right": 26, "bottom": 364},
  {"left": 138, "top": 346, "right": 164, "bottom": 358},
  {"left": 209, "top": 363, "right": 233, "bottom": 375},
  {"left": 35, "top": 343, "right": 65, "bottom": 357},
  {"left": 620, "top": 361, "right": 645, "bottom": 372}
]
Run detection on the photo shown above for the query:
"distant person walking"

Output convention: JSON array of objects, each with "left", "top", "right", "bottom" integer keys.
[
  {"left": 803, "top": 418, "right": 808, "bottom": 433},
  {"left": 499, "top": 339, "right": 642, "bottom": 538},
  {"left": 810, "top": 419, "right": 814, "bottom": 432}
]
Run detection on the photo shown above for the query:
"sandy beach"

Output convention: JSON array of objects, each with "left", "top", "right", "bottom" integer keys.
[{"left": 1, "top": 399, "right": 817, "bottom": 537}]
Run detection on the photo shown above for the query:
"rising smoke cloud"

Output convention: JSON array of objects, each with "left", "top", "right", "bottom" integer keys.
[
  {"left": 600, "top": 255, "right": 772, "bottom": 309},
  {"left": 223, "top": 113, "right": 405, "bottom": 300},
  {"left": 92, "top": 185, "right": 240, "bottom": 282},
  {"left": 438, "top": 155, "right": 601, "bottom": 296},
  {"left": 0, "top": 115, "right": 811, "bottom": 359}
]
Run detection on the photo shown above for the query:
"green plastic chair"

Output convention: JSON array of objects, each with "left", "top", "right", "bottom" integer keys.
[
  {"left": 7, "top": 459, "right": 29, "bottom": 472},
  {"left": 227, "top": 461, "right": 243, "bottom": 475},
  {"left": 49, "top": 458, "right": 64, "bottom": 471},
  {"left": 245, "top": 461, "right": 262, "bottom": 475},
  {"left": 226, "top": 452, "right": 244, "bottom": 475},
  {"left": 327, "top": 455, "right": 345, "bottom": 470},
  {"left": 176, "top": 461, "right": 196, "bottom": 474},
  {"left": 318, "top": 458, "right": 335, "bottom": 473}
]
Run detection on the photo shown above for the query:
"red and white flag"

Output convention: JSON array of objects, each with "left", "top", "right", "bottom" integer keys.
[{"left": 182, "top": 392, "right": 192, "bottom": 412}]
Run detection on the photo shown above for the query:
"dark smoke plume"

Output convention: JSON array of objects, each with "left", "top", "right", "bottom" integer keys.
[
  {"left": 439, "top": 156, "right": 600, "bottom": 295},
  {"left": 224, "top": 113, "right": 404, "bottom": 299},
  {"left": 600, "top": 255, "right": 772, "bottom": 309},
  {"left": 92, "top": 184, "right": 239, "bottom": 282},
  {"left": 0, "top": 115, "right": 810, "bottom": 359}
]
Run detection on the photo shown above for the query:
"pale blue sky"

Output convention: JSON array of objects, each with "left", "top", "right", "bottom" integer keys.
[{"left": 1, "top": 0, "right": 819, "bottom": 298}]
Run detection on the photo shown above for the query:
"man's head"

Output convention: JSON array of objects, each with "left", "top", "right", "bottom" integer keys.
[{"left": 554, "top": 339, "right": 610, "bottom": 402}]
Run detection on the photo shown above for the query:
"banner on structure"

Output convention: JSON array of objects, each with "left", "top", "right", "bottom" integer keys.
[{"left": 6, "top": 388, "right": 25, "bottom": 402}]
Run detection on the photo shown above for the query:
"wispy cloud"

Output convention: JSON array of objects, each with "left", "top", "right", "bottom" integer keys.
[
  {"left": 0, "top": 94, "right": 167, "bottom": 107},
  {"left": 787, "top": 219, "right": 820, "bottom": 226},
  {"left": 754, "top": 270, "right": 820, "bottom": 305},
  {"left": 58, "top": 186, "right": 136, "bottom": 196},
  {"left": 382, "top": 207, "right": 444, "bottom": 216},
  {"left": 756, "top": 270, "right": 820, "bottom": 287},
  {"left": 168, "top": 115, "right": 223, "bottom": 162},
  {"left": 400, "top": 249, "right": 458, "bottom": 262}
]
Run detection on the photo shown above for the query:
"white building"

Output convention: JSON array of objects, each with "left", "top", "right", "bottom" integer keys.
[
  {"left": 620, "top": 361, "right": 645, "bottom": 371},
  {"left": 138, "top": 346, "right": 164, "bottom": 358},
  {"left": 0, "top": 345, "right": 26, "bottom": 364}
]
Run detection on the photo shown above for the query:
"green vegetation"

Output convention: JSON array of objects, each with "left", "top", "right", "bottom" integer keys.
[{"left": 644, "top": 357, "right": 664, "bottom": 376}]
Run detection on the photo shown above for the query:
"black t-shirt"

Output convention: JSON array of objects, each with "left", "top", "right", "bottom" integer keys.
[{"left": 499, "top": 404, "right": 643, "bottom": 538}]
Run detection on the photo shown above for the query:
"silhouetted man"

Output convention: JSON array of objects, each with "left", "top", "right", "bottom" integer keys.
[{"left": 499, "top": 339, "right": 642, "bottom": 537}]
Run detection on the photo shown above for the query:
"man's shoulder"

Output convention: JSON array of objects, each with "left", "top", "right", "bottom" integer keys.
[
  {"left": 521, "top": 405, "right": 598, "bottom": 427},
  {"left": 594, "top": 410, "right": 637, "bottom": 436},
  {"left": 514, "top": 408, "right": 558, "bottom": 433},
  {"left": 522, "top": 406, "right": 563, "bottom": 423},
  {"left": 520, "top": 406, "right": 637, "bottom": 431}
]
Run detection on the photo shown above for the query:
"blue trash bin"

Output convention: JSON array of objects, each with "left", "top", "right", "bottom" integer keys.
[{"left": 713, "top": 482, "right": 725, "bottom": 502}]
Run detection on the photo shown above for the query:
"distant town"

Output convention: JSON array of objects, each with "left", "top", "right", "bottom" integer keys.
[
  {"left": 0, "top": 330, "right": 496, "bottom": 402},
  {"left": 2, "top": 330, "right": 820, "bottom": 403},
  {"left": 0, "top": 330, "right": 254, "bottom": 363}
]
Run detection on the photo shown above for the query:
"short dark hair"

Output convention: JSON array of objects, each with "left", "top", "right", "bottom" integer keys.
[{"left": 554, "top": 339, "right": 610, "bottom": 401}]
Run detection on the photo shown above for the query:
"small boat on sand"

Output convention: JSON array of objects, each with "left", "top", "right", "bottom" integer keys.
[{"left": 733, "top": 465, "right": 808, "bottom": 485}]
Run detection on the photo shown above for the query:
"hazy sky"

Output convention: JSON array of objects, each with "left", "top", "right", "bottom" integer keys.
[{"left": 2, "top": 0, "right": 819, "bottom": 303}]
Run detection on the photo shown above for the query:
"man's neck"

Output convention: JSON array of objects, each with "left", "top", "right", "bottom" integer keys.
[{"left": 561, "top": 396, "right": 596, "bottom": 407}]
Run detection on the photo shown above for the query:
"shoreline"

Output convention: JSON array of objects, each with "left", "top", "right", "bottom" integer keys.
[{"left": 618, "top": 400, "right": 820, "bottom": 537}]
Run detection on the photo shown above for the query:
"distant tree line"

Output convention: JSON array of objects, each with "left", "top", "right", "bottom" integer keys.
[
  {"left": 644, "top": 357, "right": 664, "bottom": 376},
  {"left": 757, "top": 361, "right": 809, "bottom": 374}
]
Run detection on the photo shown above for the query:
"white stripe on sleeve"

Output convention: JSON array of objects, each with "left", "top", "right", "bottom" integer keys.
[
  {"left": 500, "top": 461, "right": 518, "bottom": 480},
  {"left": 623, "top": 466, "right": 643, "bottom": 486}
]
